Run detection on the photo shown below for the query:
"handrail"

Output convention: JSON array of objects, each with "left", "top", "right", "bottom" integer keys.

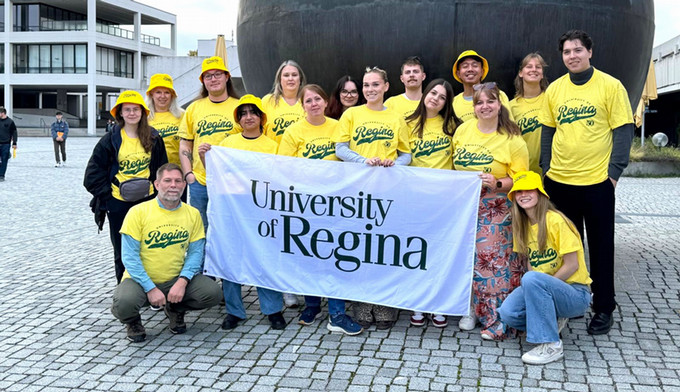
[{"left": 40, "top": 118, "right": 50, "bottom": 136}]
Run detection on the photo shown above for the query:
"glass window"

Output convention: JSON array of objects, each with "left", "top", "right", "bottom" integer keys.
[
  {"left": 28, "top": 4, "right": 40, "bottom": 31},
  {"left": 75, "top": 44, "right": 87, "bottom": 73},
  {"left": 63, "top": 45, "right": 75, "bottom": 73},
  {"left": 52, "top": 45, "right": 63, "bottom": 73},
  {"left": 40, "top": 45, "right": 51, "bottom": 72},
  {"left": 28, "top": 45, "right": 40, "bottom": 73}
]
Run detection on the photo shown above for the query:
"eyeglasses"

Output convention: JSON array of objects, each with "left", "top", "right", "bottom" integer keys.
[
  {"left": 203, "top": 72, "right": 225, "bottom": 81},
  {"left": 340, "top": 89, "right": 358, "bottom": 97},
  {"left": 473, "top": 82, "right": 497, "bottom": 91}
]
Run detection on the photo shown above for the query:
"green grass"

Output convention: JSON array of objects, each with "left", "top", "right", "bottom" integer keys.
[{"left": 629, "top": 137, "right": 680, "bottom": 162}]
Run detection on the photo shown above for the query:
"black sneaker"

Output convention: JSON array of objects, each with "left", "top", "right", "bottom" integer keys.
[
  {"left": 221, "top": 314, "right": 244, "bottom": 330},
  {"left": 268, "top": 312, "right": 287, "bottom": 330},
  {"left": 298, "top": 306, "right": 321, "bottom": 325},
  {"left": 587, "top": 312, "right": 613, "bottom": 335},
  {"left": 164, "top": 306, "right": 187, "bottom": 334},
  {"left": 126, "top": 318, "right": 146, "bottom": 343}
]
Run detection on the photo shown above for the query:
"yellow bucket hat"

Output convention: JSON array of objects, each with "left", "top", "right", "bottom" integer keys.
[
  {"left": 199, "top": 56, "right": 229, "bottom": 82},
  {"left": 508, "top": 171, "right": 549, "bottom": 201},
  {"left": 452, "top": 50, "right": 489, "bottom": 83},
  {"left": 110, "top": 90, "right": 150, "bottom": 117},
  {"left": 146, "top": 73, "right": 176, "bottom": 96},
  {"left": 233, "top": 94, "right": 268, "bottom": 127}
]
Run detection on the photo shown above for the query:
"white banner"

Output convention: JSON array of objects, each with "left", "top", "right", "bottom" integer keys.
[{"left": 204, "top": 147, "right": 481, "bottom": 315}]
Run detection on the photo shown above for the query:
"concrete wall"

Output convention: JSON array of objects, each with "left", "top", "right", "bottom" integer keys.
[{"left": 654, "top": 35, "right": 680, "bottom": 95}]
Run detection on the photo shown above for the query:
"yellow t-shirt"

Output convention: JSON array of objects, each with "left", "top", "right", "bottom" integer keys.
[
  {"left": 385, "top": 94, "right": 420, "bottom": 119},
  {"left": 515, "top": 210, "right": 593, "bottom": 286},
  {"left": 218, "top": 133, "right": 279, "bottom": 154},
  {"left": 277, "top": 117, "right": 339, "bottom": 160},
  {"left": 120, "top": 200, "right": 205, "bottom": 284},
  {"left": 539, "top": 68, "right": 633, "bottom": 185},
  {"left": 452, "top": 90, "right": 515, "bottom": 123},
  {"left": 149, "top": 111, "right": 183, "bottom": 167},
  {"left": 112, "top": 129, "right": 153, "bottom": 201},
  {"left": 407, "top": 116, "right": 453, "bottom": 170},
  {"left": 261, "top": 94, "right": 305, "bottom": 144},
  {"left": 332, "top": 105, "right": 410, "bottom": 161},
  {"left": 509, "top": 93, "right": 545, "bottom": 175},
  {"left": 178, "top": 96, "right": 240, "bottom": 185},
  {"left": 451, "top": 119, "right": 529, "bottom": 179}
]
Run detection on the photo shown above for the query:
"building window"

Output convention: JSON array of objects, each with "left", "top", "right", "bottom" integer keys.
[
  {"left": 0, "top": 44, "right": 4, "bottom": 73},
  {"left": 13, "top": 44, "right": 88, "bottom": 73},
  {"left": 14, "top": 3, "right": 87, "bottom": 31},
  {"left": 96, "top": 47, "right": 134, "bottom": 78}
]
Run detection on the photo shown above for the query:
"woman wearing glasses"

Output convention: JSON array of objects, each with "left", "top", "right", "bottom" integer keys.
[
  {"left": 509, "top": 53, "right": 549, "bottom": 175},
  {"left": 405, "top": 78, "right": 461, "bottom": 328},
  {"left": 262, "top": 60, "right": 307, "bottom": 146},
  {"left": 332, "top": 66, "right": 411, "bottom": 330},
  {"left": 325, "top": 75, "right": 365, "bottom": 120},
  {"left": 451, "top": 82, "right": 529, "bottom": 340}
]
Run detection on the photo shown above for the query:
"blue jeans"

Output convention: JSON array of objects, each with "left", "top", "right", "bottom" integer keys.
[
  {"left": 0, "top": 144, "right": 11, "bottom": 177},
  {"left": 499, "top": 271, "right": 591, "bottom": 343},
  {"left": 222, "top": 280, "right": 283, "bottom": 319},
  {"left": 304, "top": 296, "right": 345, "bottom": 316},
  {"left": 189, "top": 181, "right": 209, "bottom": 231}
]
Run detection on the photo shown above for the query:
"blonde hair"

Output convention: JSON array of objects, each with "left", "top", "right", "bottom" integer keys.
[
  {"left": 364, "top": 66, "right": 388, "bottom": 83},
  {"left": 146, "top": 93, "right": 184, "bottom": 121},
  {"left": 511, "top": 192, "right": 581, "bottom": 254},
  {"left": 270, "top": 60, "right": 307, "bottom": 107}
]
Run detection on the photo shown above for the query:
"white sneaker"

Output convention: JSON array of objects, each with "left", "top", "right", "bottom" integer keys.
[
  {"left": 458, "top": 315, "right": 477, "bottom": 331},
  {"left": 521, "top": 341, "right": 564, "bottom": 365},
  {"left": 283, "top": 293, "right": 299, "bottom": 308},
  {"left": 557, "top": 317, "right": 568, "bottom": 334},
  {"left": 410, "top": 312, "right": 426, "bottom": 327},
  {"left": 55, "top": 162, "right": 61, "bottom": 167}
]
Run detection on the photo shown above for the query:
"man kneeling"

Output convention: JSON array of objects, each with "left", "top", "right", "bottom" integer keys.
[{"left": 112, "top": 163, "right": 222, "bottom": 342}]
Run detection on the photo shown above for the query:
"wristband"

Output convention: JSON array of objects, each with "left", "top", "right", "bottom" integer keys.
[{"left": 184, "top": 171, "right": 193, "bottom": 181}]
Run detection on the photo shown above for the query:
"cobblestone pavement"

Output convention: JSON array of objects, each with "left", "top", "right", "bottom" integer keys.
[{"left": 1, "top": 137, "right": 679, "bottom": 392}]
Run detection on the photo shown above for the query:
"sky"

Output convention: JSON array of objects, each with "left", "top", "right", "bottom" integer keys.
[{"left": 138, "top": 0, "right": 680, "bottom": 55}]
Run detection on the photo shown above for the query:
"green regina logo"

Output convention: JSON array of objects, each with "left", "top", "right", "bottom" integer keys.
[
  {"left": 145, "top": 228, "right": 190, "bottom": 249},
  {"left": 412, "top": 136, "right": 451, "bottom": 158},
  {"left": 158, "top": 124, "right": 179, "bottom": 138},
  {"left": 518, "top": 115, "right": 540, "bottom": 135},
  {"left": 119, "top": 156, "right": 151, "bottom": 175},
  {"left": 272, "top": 116, "right": 300, "bottom": 136},
  {"left": 452, "top": 146, "right": 494, "bottom": 167},
  {"left": 557, "top": 103, "right": 597, "bottom": 125},
  {"left": 196, "top": 118, "right": 233, "bottom": 136},
  {"left": 302, "top": 141, "right": 335, "bottom": 159},
  {"left": 352, "top": 126, "right": 394, "bottom": 146},
  {"left": 528, "top": 246, "right": 558, "bottom": 267}
]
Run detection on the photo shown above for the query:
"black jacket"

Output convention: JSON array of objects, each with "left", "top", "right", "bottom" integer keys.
[{"left": 84, "top": 125, "right": 168, "bottom": 204}]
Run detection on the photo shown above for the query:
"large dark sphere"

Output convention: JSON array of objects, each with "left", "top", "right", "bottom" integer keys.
[{"left": 237, "top": 0, "right": 654, "bottom": 108}]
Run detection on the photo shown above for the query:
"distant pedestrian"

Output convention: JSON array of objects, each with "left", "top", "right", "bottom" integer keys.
[
  {"left": 0, "top": 107, "right": 18, "bottom": 182},
  {"left": 51, "top": 111, "right": 69, "bottom": 167},
  {"left": 106, "top": 119, "right": 115, "bottom": 133}
]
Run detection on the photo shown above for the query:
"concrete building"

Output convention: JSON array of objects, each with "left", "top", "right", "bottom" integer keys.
[
  {"left": 0, "top": 0, "right": 176, "bottom": 135},
  {"left": 647, "top": 35, "right": 680, "bottom": 146}
]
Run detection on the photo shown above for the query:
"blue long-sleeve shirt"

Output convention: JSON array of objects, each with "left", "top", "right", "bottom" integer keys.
[{"left": 121, "top": 199, "right": 205, "bottom": 292}]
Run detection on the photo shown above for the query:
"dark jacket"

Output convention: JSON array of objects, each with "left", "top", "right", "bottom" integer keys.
[
  {"left": 84, "top": 125, "right": 168, "bottom": 203},
  {"left": 51, "top": 120, "right": 69, "bottom": 140},
  {"left": 0, "top": 117, "right": 18, "bottom": 145}
]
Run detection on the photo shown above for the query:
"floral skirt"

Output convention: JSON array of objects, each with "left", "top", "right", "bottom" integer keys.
[{"left": 472, "top": 188, "right": 524, "bottom": 339}]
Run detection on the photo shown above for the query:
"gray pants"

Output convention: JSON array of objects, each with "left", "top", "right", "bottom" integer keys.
[
  {"left": 111, "top": 275, "right": 222, "bottom": 324},
  {"left": 53, "top": 139, "right": 66, "bottom": 163}
]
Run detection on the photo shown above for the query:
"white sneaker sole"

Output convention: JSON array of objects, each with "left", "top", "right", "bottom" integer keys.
[{"left": 327, "top": 321, "right": 363, "bottom": 336}]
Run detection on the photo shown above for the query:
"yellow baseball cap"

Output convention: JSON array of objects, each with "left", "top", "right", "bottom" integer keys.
[
  {"left": 146, "top": 73, "right": 176, "bottom": 96},
  {"left": 508, "top": 171, "right": 549, "bottom": 201},
  {"left": 199, "top": 56, "right": 229, "bottom": 82},
  {"left": 452, "top": 50, "right": 489, "bottom": 83},
  {"left": 110, "top": 90, "right": 150, "bottom": 117},
  {"left": 233, "top": 94, "right": 268, "bottom": 127}
]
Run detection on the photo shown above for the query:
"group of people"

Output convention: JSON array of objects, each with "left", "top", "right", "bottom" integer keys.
[{"left": 83, "top": 28, "right": 634, "bottom": 365}]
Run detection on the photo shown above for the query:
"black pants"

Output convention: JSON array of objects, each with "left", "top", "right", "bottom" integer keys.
[
  {"left": 107, "top": 197, "right": 139, "bottom": 283},
  {"left": 53, "top": 139, "right": 66, "bottom": 163},
  {"left": 544, "top": 177, "right": 616, "bottom": 314}
]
